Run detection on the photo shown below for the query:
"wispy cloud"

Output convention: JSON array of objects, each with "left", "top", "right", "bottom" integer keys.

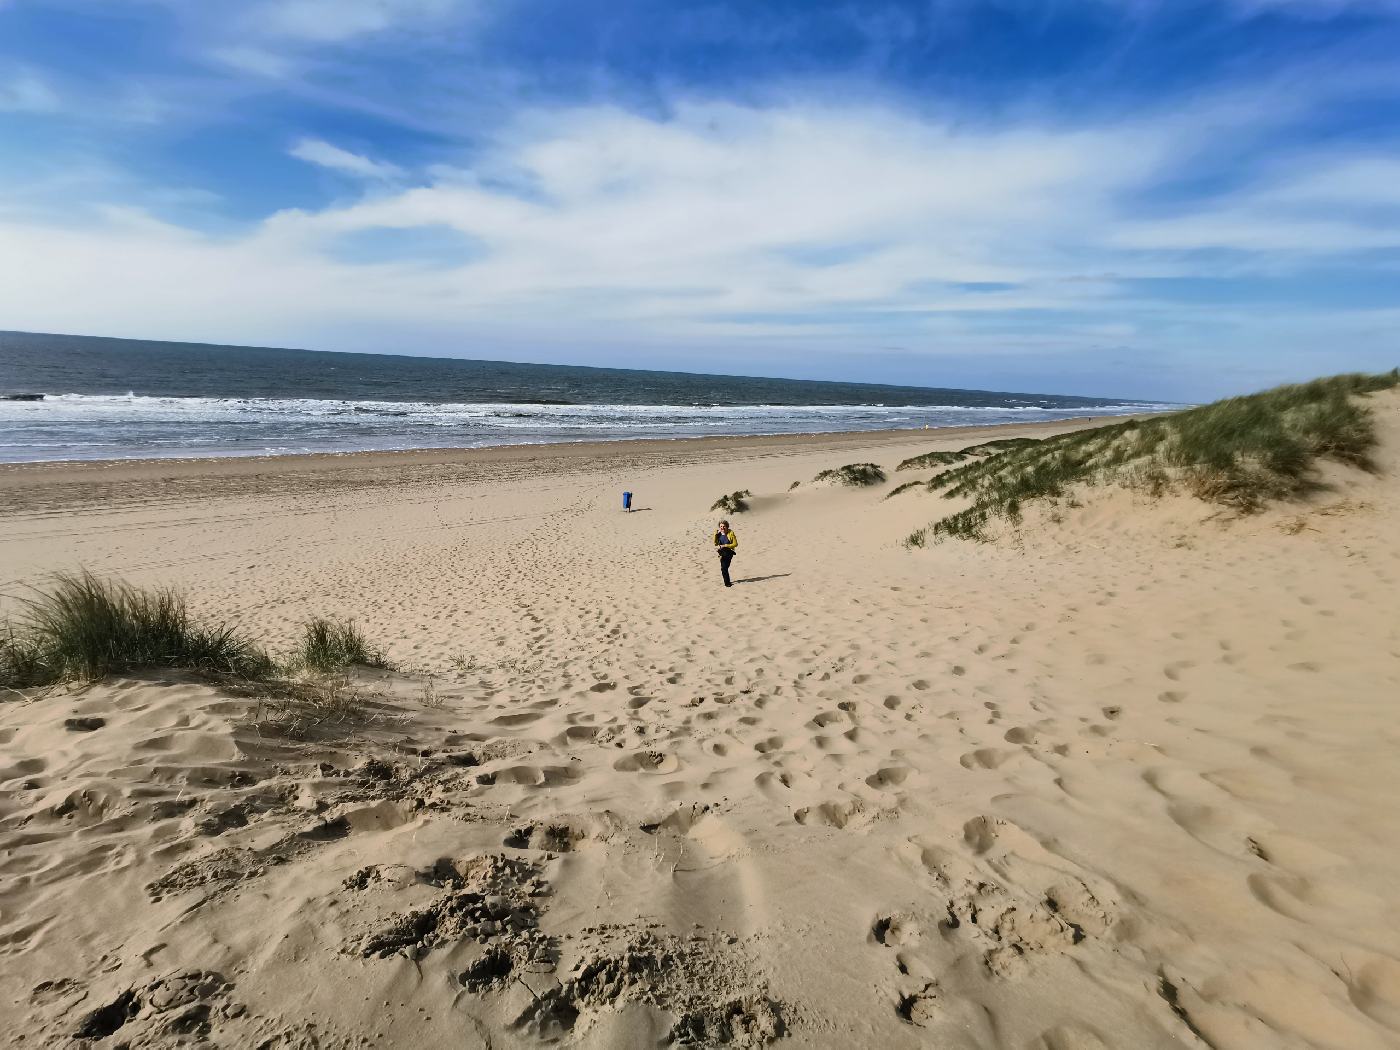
[
  {"left": 0, "top": 71, "right": 59, "bottom": 113},
  {"left": 211, "top": 46, "right": 296, "bottom": 79},
  {"left": 5, "top": 94, "right": 1396, "bottom": 395},
  {"left": 1227, "top": 0, "right": 1400, "bottom": 13},
  {"left": 289, "top": 138, "right": 406, "bottom": 180},
  {"left": 249, "top": 0, "right": 466, "bottom": 43}
]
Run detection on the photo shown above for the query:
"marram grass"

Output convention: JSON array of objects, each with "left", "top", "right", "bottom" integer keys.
[
  {"left": 710, "top": 489, "right": 753, "bottom": 514},
  {"left": 895, "top": 437, "right": 1042, "bottom": 472},
  {"left": 0, "top": 572, "right": 274, "bottom": 687},
  {"left": 0, "top": 573, "right": 392, "bottom": 689},
  {"left": 814, "top": 462, "right": 887, "bottom": 487},
  {"left": 906, "top": 370, "right": 1399, "bottom": 545},
  {"left": 299, "top": 617, "right": 390, "bottom": 673}
]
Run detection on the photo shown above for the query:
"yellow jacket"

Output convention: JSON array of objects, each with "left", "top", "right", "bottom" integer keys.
[{"left": 714, "top": 528, "right": 738, "bottom": 552}]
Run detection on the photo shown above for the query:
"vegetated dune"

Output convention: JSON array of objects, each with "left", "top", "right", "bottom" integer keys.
[{"left": 3, "top": 391, "right": 1400, "bottom": 1048}]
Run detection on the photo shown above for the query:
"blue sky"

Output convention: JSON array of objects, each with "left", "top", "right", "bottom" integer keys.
[{"left": 1, "top": 1, "right": 1398, "bottom": 400}]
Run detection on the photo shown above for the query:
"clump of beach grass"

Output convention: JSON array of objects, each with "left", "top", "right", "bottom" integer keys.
[
  {"left": 814, "top": 463, "right": 887, "bottom": 487},
  {"left": 884, "top": 480, "right": 927, "bottom": 500},
  {"left": 895, "top": 450, "right": 967, "bottom": 471},
  {"left": 0, "top": 625, "right": 47, "bottom": 689},
  {"left": 0, "top": 572, "right": 274, "bottom": 688},
  {"left": 710, "top": 489, "right": 752, "bottom": 514},
  {"left": 895, "top": 437, "right": 1042, "bottom": 472},
  {"left": 907, "top": 370, "right": 1399, "bottom": 544},
  {"left": 298, "top": 617, "right": 390, "bottom": 673}
]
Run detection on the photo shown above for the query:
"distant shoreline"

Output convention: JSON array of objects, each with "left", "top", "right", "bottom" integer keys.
[
  {"left": 0, "top": 413, "right": 1163, "bottom": 478},
  {"left": 0, "top": 415, "right": 1173, "bottom": 521}
]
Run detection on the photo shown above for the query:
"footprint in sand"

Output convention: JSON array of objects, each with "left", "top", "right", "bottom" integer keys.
[
  {"left": 491, "top": 712, "right": 542, "bottom": 727},
  {"left": 895, "top": 983, "right": 943, "bottom": 1027},
  {"left": 871, "top": 912, "right": 923, "bottom": 946},
  {"left": 793, "top": 798, "right": 873, "bottom": 829},
  {"left": 1162, "top": 661, "right": 1195, "bottom": 681},
  {"left": 962, "top": 815, "right": 1004, "bottom": 853},
  {"left": 754, "top": 770, "right": 796, "bottom": 795},
  {"left": 494, "top": 764, "right": 582, "bottom": 787},
  {"left": 1344, "top": 953, "right": 1400, "bottom": 1033},
  {"left": 613, "top": 750, "right": 681, "bottom": 774},
  {"left": 865, "top": 767, "right": 911, "bottom": 791},
  {"left": 959, "top": 748, "right": 1016, "bottom": 770}
]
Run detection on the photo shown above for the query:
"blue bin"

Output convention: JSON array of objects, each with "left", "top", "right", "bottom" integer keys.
[{"left": 622, "top": 491, "right": 632, "bottom": 511}]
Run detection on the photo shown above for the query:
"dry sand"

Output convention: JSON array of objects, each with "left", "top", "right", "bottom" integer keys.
[{"left": 3, "top": 401, "right": 1400, "bottom": 1049}]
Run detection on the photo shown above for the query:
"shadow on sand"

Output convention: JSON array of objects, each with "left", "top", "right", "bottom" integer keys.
[{"left": 733, "top": 574, "right": 792, "bottom": 585}]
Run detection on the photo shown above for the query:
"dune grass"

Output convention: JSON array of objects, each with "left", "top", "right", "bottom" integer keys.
[
  {"left": 710, "top": 489, "right": 753, "bottom": 514},
  {"left": 0, "top": 572, "right": 275, "bottom": 688},
  {"left": 299, "top": 617, "right": 390, "bottom": 673},
  {"left": 884, "top": 480, "right": 927, "bottom": 500},
  {"left": 0, "top": 574, "right": 395, "bottom": 690},
  {"left": 895, "top": 437, "right": 1042, "bottom": 472},
  {"left": 906, "top": 370, "right": 1399, "bottom": 544},
  {"left": 895, "top": 450, "right": 966, "bottom": 470},
  {"left": 814, "top": 463, "right": 887, "bottom": 487}
]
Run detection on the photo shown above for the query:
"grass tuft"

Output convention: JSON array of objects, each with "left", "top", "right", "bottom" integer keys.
[
  {"left": 884, "top": 480, "right": 927, "bottom": 500},
  {"left": 0, "top": 572, "right": 274, "bottom": 687},
  {"left": 710, "top": 489, "right": 752, "bottom": 514},
  {"left": 896, "top": 450, "right": 967, "bottom": 471},
  {"left": 299, "top": 617, "right": 390, "bottom": 673},
  {"left": 896, "top": 437, "right": 1042, "bottom": 472},
  {"left": 814, "top": 462, "right": 887, "bottom": 487},
  {"left": 912, "top": 370, "right": 1398, "bottom": 542}
]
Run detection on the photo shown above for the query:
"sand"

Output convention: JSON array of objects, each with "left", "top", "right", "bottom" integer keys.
[{"left": 3, "top": 401, "right": 1400, "bottom": 1049}]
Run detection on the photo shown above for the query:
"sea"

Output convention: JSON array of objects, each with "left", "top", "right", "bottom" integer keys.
[{"left": 0, "top": 331, "right": 1171, "bottom": 464}]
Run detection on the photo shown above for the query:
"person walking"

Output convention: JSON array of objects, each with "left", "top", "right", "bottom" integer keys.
[{"left": 714, "top": 520, "right": 738, "bottom": 587}]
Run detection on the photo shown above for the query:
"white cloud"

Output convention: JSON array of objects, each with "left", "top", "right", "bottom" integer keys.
[
  {"left": 1227, "top": 0, "right": 1400, "bottom": 12},
  {"left": 211, "top": 46, "right": 296, "bottom": 79},
  {"left": 254, "top": 0, "right": 464, "bottom": 43},
  {"left": 1, "top": 98, "right": 1397, "bottom": 391},
  {"left": 0, "top": 72, "right": 60, "bottom": 113},
  {"left": 289, "top": 137, "right": 405, "bottom": 180},
  {"left": 1112, "top": 155, "right": 1400, "bottom": 254}
]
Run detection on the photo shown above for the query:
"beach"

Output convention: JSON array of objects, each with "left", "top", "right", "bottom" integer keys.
[{"left": 4, "top": 401, "right": 1400, "bottom": 1048}]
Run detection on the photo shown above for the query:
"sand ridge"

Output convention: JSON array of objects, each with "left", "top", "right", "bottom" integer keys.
[{"left": 3, "top": 400, "right": 1400, "bottom": 1047}]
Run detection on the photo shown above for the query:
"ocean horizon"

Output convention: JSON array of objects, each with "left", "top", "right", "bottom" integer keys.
[{"left": 0, "top": 331, "right": 1171, "bottom": 464}]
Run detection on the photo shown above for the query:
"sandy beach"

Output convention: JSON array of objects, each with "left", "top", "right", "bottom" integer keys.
[{"left": 4, "top": 400, "right": 1400, "bottom": 1049}]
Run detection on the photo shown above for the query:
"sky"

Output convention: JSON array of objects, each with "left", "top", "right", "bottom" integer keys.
[{"left": 1, "top": 1, "right": 1398, "bottom": 401}]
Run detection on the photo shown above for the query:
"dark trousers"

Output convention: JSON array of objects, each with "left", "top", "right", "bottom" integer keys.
[{"left": 718, "top": 549, "right": 734, "bottom": 587}]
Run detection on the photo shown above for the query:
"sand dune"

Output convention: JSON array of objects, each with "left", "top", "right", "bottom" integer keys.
[{"left": 3, "top": 400, "right": 1400, "bottom": 1048}]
